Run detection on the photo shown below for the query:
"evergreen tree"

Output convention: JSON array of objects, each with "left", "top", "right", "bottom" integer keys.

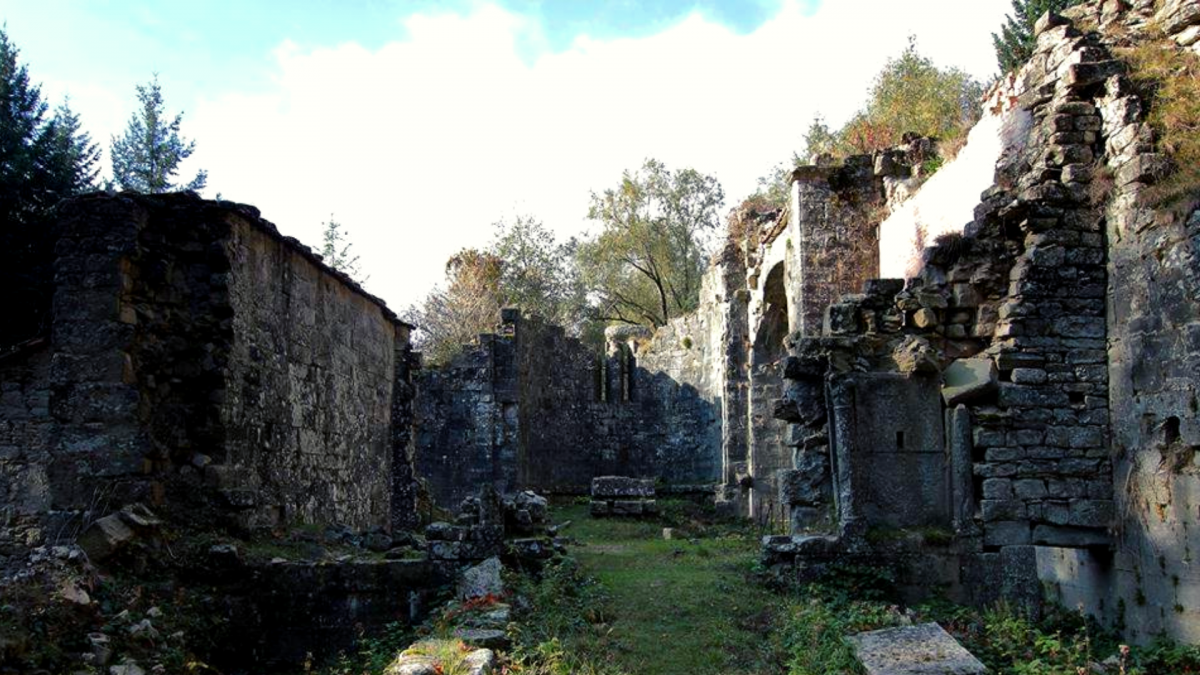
[
  {"left": 320, "top": 215, "right": 364, "bottom": 281},
  {"left": 992, "top": 0, "right": 1085, "bottom": 73},
  {"left": 110, "top": 75, "right": 207, "bottom": 193},
  {"left": 0, "top": 27, "right": 100, "bottom": 347},
  {"left": 44, "top": 100, "right": 101, "bottom": 195}
]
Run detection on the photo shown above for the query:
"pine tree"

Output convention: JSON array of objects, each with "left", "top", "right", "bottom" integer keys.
[
  {"left": 110, "top": 75, "right": 207, "bottom": 193},
  {"left": 992, "top": 0, "right": 1085, "bottom": 73},
  {"left": 320, "top": 215, "right": 364, "bottom": 281},
  {"left": 0, "top": 27, "right": 100, "bottom": 347},
  {"left": 44, "top": 100, "right": 100, "bottom": 196}
]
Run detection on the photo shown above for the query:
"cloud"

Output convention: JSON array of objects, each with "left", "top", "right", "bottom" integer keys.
[{"left": 174, "top": 0, "right": 1009, "bottom": 310}]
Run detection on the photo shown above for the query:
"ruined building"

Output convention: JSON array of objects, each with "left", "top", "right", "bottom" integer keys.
[{"left": 2, "top": 0, "right": 1199, "bottom": 654}]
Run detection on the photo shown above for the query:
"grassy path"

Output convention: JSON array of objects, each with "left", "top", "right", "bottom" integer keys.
[{"left": 554, "top": 502, "right": 784, "bottom": 675}]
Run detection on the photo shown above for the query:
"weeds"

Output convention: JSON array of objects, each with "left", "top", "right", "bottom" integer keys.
[{"left": 1120, "top": 38, "right": 1200, "bottom": 208}]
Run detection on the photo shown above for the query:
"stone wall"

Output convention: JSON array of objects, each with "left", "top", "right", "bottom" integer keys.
[
  {"left": 0, "top": 193, "right": 417, "bottom": 563},
  {"left": 1104, "top": 0, "right": 1200, "bottom": 642},
  {"left": 414, "top": 310, "right": 721, "bottom": 509},
  {"left": 763, "top": 0, "right": 1200, "bottom": 642}
]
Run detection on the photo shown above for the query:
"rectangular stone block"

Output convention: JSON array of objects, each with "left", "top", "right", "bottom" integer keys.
[
  {"left": 590, "top": 476, "right": 655, "bottom": 499},
  {"left": 611, "top": 500, "right": 645, "bottom": 516},
  {"left": 985, "top": 521, "right": 1031, "bottom": 547},
  {"left": 849, "top": 623, "right": 986, "bottom": 675}
]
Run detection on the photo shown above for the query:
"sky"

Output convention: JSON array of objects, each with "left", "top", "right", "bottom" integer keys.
[{"left": 2, "top": 0, "right": 1011, "bottom": 311}]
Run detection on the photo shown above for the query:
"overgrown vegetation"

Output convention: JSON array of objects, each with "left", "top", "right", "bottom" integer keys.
[
  {"left": 1122, "top": 36, "right": 1200, "bottom": 207},
  {"left": 750, "top": 38, "right": 982, "bottom": 209}
]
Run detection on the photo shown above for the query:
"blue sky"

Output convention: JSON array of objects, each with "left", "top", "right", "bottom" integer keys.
[{"left": 1, "top": 0, "right": 1008, "bottom": 309}]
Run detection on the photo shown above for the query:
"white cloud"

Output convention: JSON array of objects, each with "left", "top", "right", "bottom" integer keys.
[{"left": 92, "top": 0, "right": 1014, "bottom": 310}]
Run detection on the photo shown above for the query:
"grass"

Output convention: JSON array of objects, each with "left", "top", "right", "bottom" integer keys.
[
  {"left": 554, "top": 501, "right": 786, "bottom": 675},
  {"left": 1120, "top": 31, "right": 1200, "bottom": 209}
]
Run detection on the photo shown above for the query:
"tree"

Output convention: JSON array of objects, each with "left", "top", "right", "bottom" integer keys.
[
  {"left": 319, "top": 215, "right": 365, "bottom": 282},
  {"left": 405, "top": 249, "right": 505, "bottom": 365},
  {"left": 406, "top": 215, "right": 586, "bottom": 364},
  {"left": 854, "top": 37, "right": 983, "bottom": 153},
  {"left": 802, "top": 115, "right": 837, "bottom": 161},
  {"left": 110, "top": 75, "right": 207, "bottom": 193},
  {"left": 993, "top": 0, "right": 1085, "bottom": 73},
  {"left": 0, "top": 27, "right": 100, "bottom": 347},
  {"left": 489, "top": 215, "right": 583, "bottom": 329},
  {"left": 578, "top": 159, "right": 725, "bottom": 329}
]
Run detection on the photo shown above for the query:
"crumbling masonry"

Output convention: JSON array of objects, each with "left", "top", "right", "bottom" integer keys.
[{"left": 1, "top": 0, "right": 1199, "bottom": 650}]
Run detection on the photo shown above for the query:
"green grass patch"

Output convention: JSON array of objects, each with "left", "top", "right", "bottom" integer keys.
[{"left": 554, "top": 501, "right": 786, "bottom": 675}]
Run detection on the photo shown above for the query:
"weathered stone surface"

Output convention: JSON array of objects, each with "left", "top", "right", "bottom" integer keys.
[
  {"left": 849, "top": 623, "right": 986, "bottom": 675},
  {"left": 386, "top": 642, "right": 495, "bottom": 675},
  {"left": 941, "top": 358, "right": 998, "bottom": 406},
  {"left": 77, "top": 513, "right": 135, "bottom": 562},
  {"left": 591, "top": 476, "right": 655, "bottom": 499},
  {"left": 458, "top": 557, "right": 504, "bottom": 600}
]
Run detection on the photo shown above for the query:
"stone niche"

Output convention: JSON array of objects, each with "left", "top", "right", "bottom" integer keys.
[{"left": 832, "top": 373, "right": 950, "bottom": 530}]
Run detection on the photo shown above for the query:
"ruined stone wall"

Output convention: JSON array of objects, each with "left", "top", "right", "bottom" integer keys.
[
  {"left": 414, "top": 310, "right": 722, "bottom": 509},
  {"left": 765, "top": 1, "right": 1200, "bottom": 639},
  {"left": 1103, "top": 0, "right": 1200, "bottom": 643},
  {"left": 415, "top": 331, "right": 518, "bottom": 510},
  {"left": 219, "top": 214, "right": 401, "bottom": 531},
  {"left": 0, "top": 193, "right": 415, "bottom": 559}
]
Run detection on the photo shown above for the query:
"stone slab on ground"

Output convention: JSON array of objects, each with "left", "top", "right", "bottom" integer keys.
[
  {"left": 452, "top": 627, "right": 510, "bottom": 650},
  {"left": 385, "top": 641, "right": 495, "bottom": 675},
  {"left": 848, "top": 622, "right": 986, "bottom": 675}
]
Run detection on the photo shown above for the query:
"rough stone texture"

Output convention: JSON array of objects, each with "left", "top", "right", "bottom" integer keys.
[
  {"left": 761, "top": 0, "right": 1169, "bottom": 621},
  {"left": 458, "top": 557, "right": 504, "bottom": 600},
  {"left": 414, "top": 311, "right": 719, "bottom": 508},
  {"left": 849, "top": 623, "right": 986, "bottom": 675},
  {"left": 385, "top": 641, "right": 495, "bottom": 675},
  {"left": 1104, "top": 0, "right": 1200, "bottom": 641},
  {"left": 0, "top": 193, "right": 418, "bottom": 565},
  {"left": 209, "top": 558, "right": 442, "bottom": 671}
]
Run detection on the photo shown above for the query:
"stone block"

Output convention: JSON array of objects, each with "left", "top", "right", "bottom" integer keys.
[
  {"left": 941, "top": 358, "right": 998, "bottom": 406},
  {"left": 1068, "top": 499, "right": 1114, "bottom": 527},
  {"left": 1011, "top": 368, "right": 1048, "bottom": 385},
  {"left": 982, "top": 500, "right": 1028, "bottom": 521},
  {"left": 982, "top": 478, "right": 1014, "bottom": 500},
  {"left": 77, "top": 513, "right": 135, "bottom": 562},
  {"left": 458, "top": 557, "right": 504, "bottom": 600},
  {"left": 849, "top": 623, "right": 986, "bottom": 675},
  {"left": 589, "top": 500, "right": 610, "bottom": 517},
  {"left": 611, "top": 500, "right": 645, "bottom": 516},
  {"left": 590, "top": 476, "right": 655, "bottom": 499},
  {"left": 1014, "top": 479, "right": 1048, "bottom": 500},
  {"left": 1032, "top": 524, "right": 1109, "bottom": 547},
  {"left": 984, "top": 521, "right": 1031, "bottom": 547},
  {"left": 1065, "top": 60, "right": 1124, "bottom": 88}
]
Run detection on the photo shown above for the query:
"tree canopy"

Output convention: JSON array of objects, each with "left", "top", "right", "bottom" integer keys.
[
  {"left": 578, "top": 159, "right": 725, "bottom": 329},
  {"left": 406, "top": 215, "right": 583, "bottom": 364},
  {"left": 110, "top": 75, "right": 207, "bottom": 193},
  {"left": 747, "top": 39, "right": 982, "bottom": 210}
]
